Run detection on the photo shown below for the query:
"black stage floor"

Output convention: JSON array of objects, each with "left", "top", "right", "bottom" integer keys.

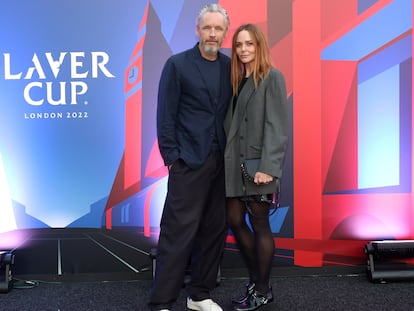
[
  {"left": 2, "top": 227, "right": 290, "bottom": 282},
  {"left": 2, "top": 228, "right": 414, "bottom": 310},
  {"left": 3, "top": 227, "right": 368, "bottom": 282},
  {"left": 0, "top": 227, "right": 389, "bottom": 284}
]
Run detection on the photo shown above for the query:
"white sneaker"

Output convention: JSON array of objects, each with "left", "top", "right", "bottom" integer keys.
[
  {"left": 187, "top": 297, "right": 223, "bottom": 311},
  {"left": 159, "top": 309, "right": 170, "bottom": 311}
]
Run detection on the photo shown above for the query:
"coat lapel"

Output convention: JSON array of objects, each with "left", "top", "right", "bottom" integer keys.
[{"left": 226, "top": 76, "right": 255, "bottom": 143}]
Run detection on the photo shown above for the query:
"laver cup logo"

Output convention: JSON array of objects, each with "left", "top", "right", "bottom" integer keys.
[{"left": 3, "top": 51, "right": 115, "bottom": 106}]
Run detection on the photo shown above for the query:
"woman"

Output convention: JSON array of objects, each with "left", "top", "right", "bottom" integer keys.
[{"left": 224, "top": 23, "right": 289, "bottom": 311}]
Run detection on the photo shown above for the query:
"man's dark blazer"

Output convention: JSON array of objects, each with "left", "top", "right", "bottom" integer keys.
[{"left": 157, "top": 44, "right": 231, "bottom": 170}]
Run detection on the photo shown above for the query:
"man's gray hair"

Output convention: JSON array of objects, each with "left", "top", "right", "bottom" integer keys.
[{"left": 197, "top": 3, "right": 230, "bottom": 28}]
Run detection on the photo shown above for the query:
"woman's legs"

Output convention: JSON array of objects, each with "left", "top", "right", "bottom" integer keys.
[
  {"left": 226, "top": 197, "right": 274, "bottom": 292},
  {"left": 247, "top": 200, "right": 274, "bottom": 294},
  {"left": 226, "top": 198, "right": 258, "bottom": 284},
  {"left": 227, "top": 198, "right": 274, "bottom": 310}
]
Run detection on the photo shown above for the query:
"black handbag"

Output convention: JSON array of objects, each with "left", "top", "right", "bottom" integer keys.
[{"left": 240, "top": 158, "right": 280, "bottom": 217}]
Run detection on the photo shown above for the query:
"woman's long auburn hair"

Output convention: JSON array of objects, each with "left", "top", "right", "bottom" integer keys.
[{"left": 231, "top": 23, "right": 272, "bottom": 96}]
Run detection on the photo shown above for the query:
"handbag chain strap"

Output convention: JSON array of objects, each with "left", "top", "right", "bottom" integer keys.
[{"left": 240, "top": 162, "right": 255, "bottom": 183}]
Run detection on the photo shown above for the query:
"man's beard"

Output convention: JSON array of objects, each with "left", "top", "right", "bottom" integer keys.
[{"left": 201, "top": 43, "right": 219, "bottom": 55}]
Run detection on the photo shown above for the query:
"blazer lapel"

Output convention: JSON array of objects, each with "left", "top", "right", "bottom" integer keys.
[{"left": 226, "top": 77, "right": 255, "bottom": 143}]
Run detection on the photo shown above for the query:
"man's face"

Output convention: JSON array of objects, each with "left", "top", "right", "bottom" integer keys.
[{"left": 196, "top": 12, "right": 227, "bottom": 58}]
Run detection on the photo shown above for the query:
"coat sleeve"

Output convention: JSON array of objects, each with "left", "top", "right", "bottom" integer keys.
[
  {"left": 156, "top": 57, "right": 181, "bottom": 166},
  {"left": 260, "top": 69, "right": 289, "bottom": 178}
]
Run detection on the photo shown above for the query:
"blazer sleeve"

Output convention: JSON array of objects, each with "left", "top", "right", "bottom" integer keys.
[
  {"left": 157, "top": 57, "right": 181, "bottom": 166},
  {"left": 260, "top": 69, "right": 289, "bottom": 178}
]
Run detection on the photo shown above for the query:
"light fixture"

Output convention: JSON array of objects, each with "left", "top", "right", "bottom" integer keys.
[{"left": 365, "top": 240, "right": 414, "bottom": 282}]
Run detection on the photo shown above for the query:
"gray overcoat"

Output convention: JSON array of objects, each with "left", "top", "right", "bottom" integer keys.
[{"left": 224, "top": 68, "right": 289, "bottom": 197}]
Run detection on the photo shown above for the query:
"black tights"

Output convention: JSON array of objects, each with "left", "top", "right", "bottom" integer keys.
[{"left": 226, "top": 197, "right": 274, "bottom": 294}]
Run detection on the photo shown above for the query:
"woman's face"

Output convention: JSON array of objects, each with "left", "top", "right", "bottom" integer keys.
[{"left": 235, "top": 30, "right": 256, "bottom": 66}]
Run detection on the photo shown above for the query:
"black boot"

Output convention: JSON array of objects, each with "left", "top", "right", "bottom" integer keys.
[
  {"left": 231, "top": 282, "right": 255, "bottom": 304},
  {"left": 233, "top": 288, "right": 273, "bottom": 311}
]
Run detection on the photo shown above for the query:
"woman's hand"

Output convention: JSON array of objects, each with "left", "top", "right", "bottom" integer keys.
[{"left": 254, "top": 172, "right": 273, "bottom": 185}]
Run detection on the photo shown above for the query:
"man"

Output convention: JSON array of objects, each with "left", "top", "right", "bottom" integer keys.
[{"left": 148, "top": 3, "right": 231, "bottom": 311}]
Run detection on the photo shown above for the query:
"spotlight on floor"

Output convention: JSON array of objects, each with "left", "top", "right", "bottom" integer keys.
[
  {"left": 0, "top": 251, "right": 14, "bottom": 293},
  {"left": 365, "top": 240, "right": 414, "bottom": 283}
]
